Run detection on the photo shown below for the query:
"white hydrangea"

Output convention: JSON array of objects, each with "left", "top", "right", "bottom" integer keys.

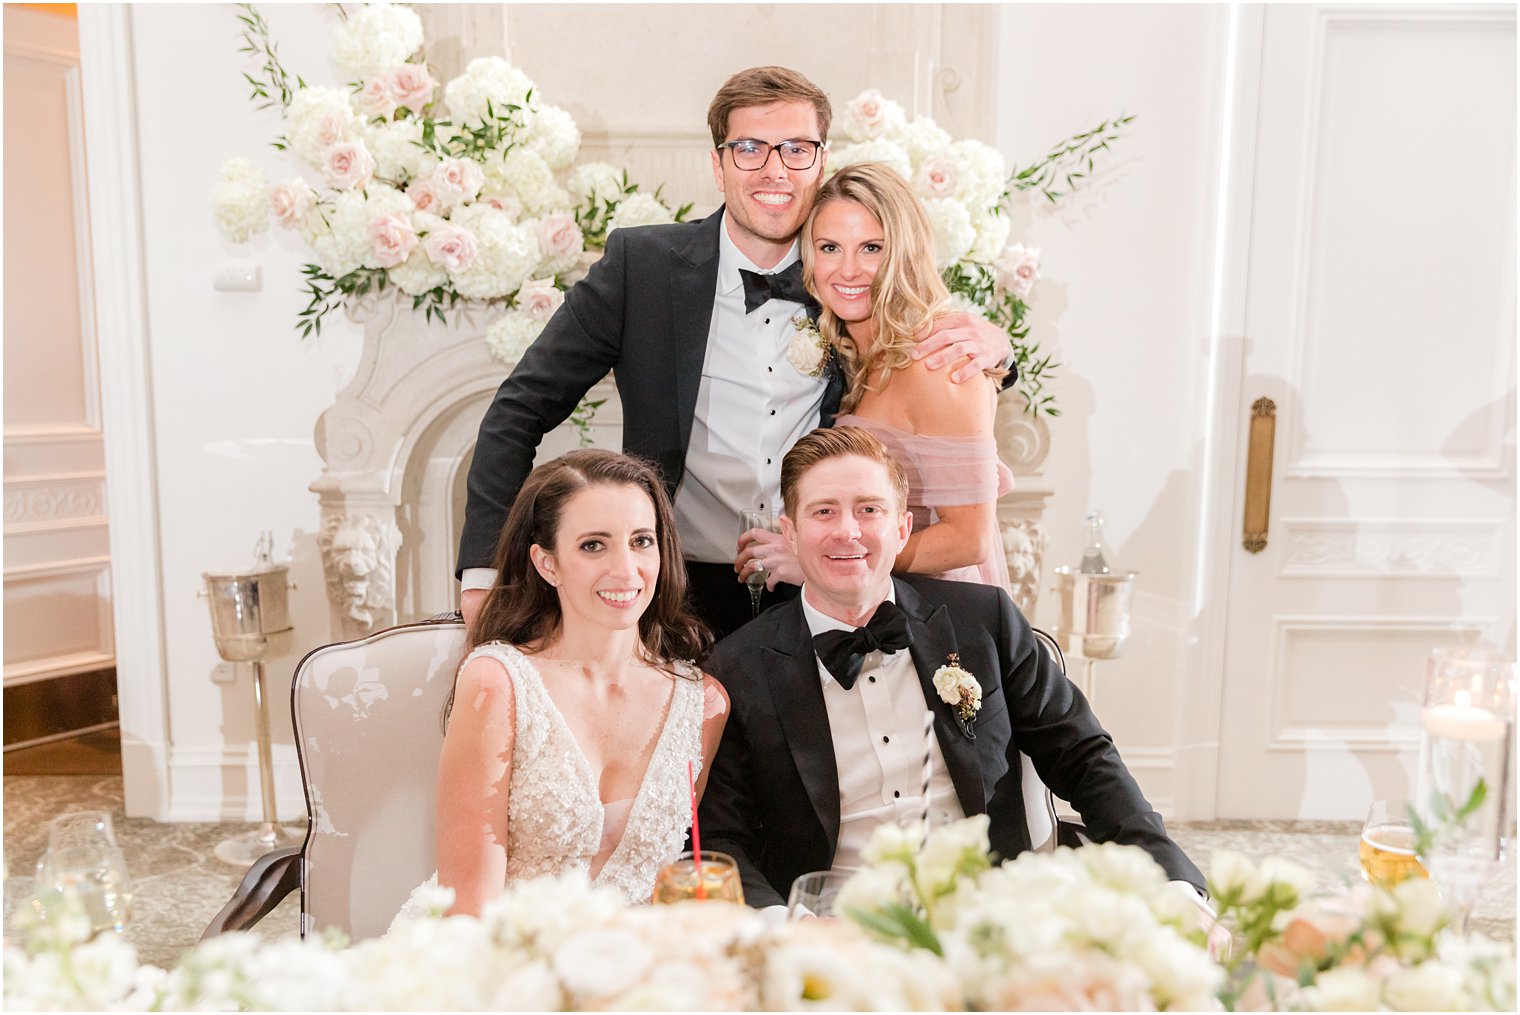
[
  {"left": 444, "top": 56, "right": 537, "bottom": 127},
  {"left": 898, "top": 115, "right": 953, "bottom": 165},
  {"left": 310, "top": 189, "right": 376, "bottom": 278},
  {"left": 212, "top": 157, "right": 270, "bottom": 243},
  {"left": 837, "top": 88, "right": 908, "bottom": 143},
  {"left": 490, "top": 148, "right": 570, "bottom": 217},
  {"left": 388, "top": 247, "right": 449, "bottom": 296},
  {"left": 924, "top": 197, "right": 976, "bottom": 268},
  {"left": 945, "top": 138, "right": 1008, "bottom": 210},
  {"left": 967, "top": 208, "right": 1011, "bottom": 263},
  {"left": 825, "top": 139, "right": 913, "bottom": 182},
  {"left": 328, "top": 2, "right": 424, "bottom": 81},
  {"left": 363, "top": 117, "right": 436, "bottom": 182},
  {"left": 485, "top": 307, "right": 546, "bottom": 367},
  {"left": 567, "top": 161, "right": 626, "bottom": 206},
  {"left": 446, "top": 203, "right": 541, "bottom": 299},
  {"left": 286, "top": 86, "right": 359, "bottom": 167},
  {"left": 524, "top": 104, "right": 581, "bottom": 171},
  {"left": 607, "top": 192, "right": 674, "bottom": 234}
]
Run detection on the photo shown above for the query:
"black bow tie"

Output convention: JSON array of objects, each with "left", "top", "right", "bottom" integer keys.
[
  {"left": 738, "top": 263, "right": 811, "bottom": 313},
  {"left": 811, "top": 601, "right": 915, "bottom": 690}
]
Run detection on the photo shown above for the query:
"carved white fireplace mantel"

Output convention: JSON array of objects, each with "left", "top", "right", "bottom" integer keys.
[{"left": 311, "top": 294, "right": 1051, "bottom": 640}]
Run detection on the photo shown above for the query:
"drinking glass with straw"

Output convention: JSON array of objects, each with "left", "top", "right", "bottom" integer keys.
[{"left": 650, "top": 760, "right": 743, "bottom": 904}]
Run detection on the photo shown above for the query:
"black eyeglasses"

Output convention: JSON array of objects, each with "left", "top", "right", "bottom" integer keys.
[{"left": 717, "top": 138, "right": 827, "bottom": 172}]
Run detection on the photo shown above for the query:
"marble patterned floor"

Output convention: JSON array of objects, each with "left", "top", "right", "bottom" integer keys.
[{"left": 4, "top": 774, "right": 1515, "bottom": 971}]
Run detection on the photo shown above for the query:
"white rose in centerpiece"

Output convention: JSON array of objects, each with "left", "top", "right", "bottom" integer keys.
[
  {"left": 357, "top": 75, "right": 396, "bottom": 120},
  {"left": 524, "top": 104, "right": 582, "bottom": 171},
  {"left": 364, "top": 118, "right": 435, "bottom": 182},
  {"left": 287, "top": 86, "right": 358, "bottom": 167},
  {"left": 607, "top": 192, "right": 674, "bottom": 234},
  {"left": 212, "top": 157, "right": 269, "bottom": 243},
  {"left": 899, "top": 115, "right": 953, "bottom": 164},
  {"left": 838, "top": 88, "right": 907, "bottom": 142},
  {"left": 995, "top": 243, "right": 1041, "bottom": 300},
  {"left": 431, "top": 157, "right": 485, "bottom": 210},
  {"left": 267, "top": 177, "right": 316, "bottom": 230},
  {"left": 478, "top": 190, "right": 524, "bottom": 220},
  {"left": 444, "top": 56, "right": 536, "bottom": 127},
  {"left": 366, "top": 212, "right": 418, "bottom": 269},
  {"left": 527, "top": 213, "right": 585, "bottom": 276},
  {"left": 924, "top": 197, "right": 976, "bottom": 268},
  {"left": 826, "top": 139, "right": 913, "bottom": 182},
  {"left": 387, "top": 63, "right": 436, "bottom": 115},
  {"left": 1383, "top": 959, "right": 1466, "bottom": 1011},
  {"left": 321, "top": 140, "right": 376, "bottom": 190},
  {"left": 552, "top": 926, "right": 654, "bottom": 1002},
  {"left": 328, "top": 2, "right": 424, "bottom": 81},
  {"left": 490, "top": 148, "right": 569, "bottom": 217},
  {"left": 567, "top": 161, "right": 625, "bottom": 206},
  {"left": 446, "top": 203, "right": 540, "bottom": 299},
  {"left": 1299, "top": 965, "right": 1384, "bottom": 1011},
  {"left": 421, "top": 219, "right": 479, "bottom": 274},
  {"left": 968, "top": 208, "right": 1012, "bottom": 263}
]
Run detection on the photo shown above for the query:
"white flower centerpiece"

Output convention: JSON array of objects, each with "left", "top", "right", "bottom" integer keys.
[{"left": 213, "top": 3, "right": 686, "bottom": 440}]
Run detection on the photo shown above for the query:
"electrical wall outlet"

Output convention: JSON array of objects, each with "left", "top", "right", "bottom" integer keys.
[
  {"left": 210, "top": 662, "right": 236, "bottom": 684},
  {"left": 213, "top": 264, "right": 261, "bottom": 291}
]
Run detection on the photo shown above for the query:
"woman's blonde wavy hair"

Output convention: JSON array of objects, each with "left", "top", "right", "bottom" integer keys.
[{"left": 802, "top": 163, "right": 995, "bottom": 412}]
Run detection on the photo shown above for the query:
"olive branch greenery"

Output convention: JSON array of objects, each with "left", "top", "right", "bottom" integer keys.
[{"left": 1010, "top": 113, "right": 1136, "bottom": 204}]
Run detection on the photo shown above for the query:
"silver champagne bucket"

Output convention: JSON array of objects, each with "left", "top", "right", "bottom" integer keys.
[
  {"left": 1050, "top": 567, "right": 1137, "bottom": 659},
  {"left": 201, "top": 566, "right": 293, "bottom": 662}
]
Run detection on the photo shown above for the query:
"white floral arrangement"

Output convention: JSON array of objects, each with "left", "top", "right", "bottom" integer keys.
[
  {"left": 212, "top": 3, "right": 686, "bottom": 370},
  {"left": 829, "top": 88, "right": 1135, "bottom": 417},
  {"left": 5, "top": 818, "right": 1515, "bottom": 1011}
]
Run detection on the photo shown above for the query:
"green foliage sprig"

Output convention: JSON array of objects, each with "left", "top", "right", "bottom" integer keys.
[
  {"left": 1011, "top": 114, "right": 1136, "bottom": 204},
  {"left": 944, "top": 262, "right": 1058, "bottom": 417},
  {"left": 235, "top": 3, "right": 305, "bottom": 116}
]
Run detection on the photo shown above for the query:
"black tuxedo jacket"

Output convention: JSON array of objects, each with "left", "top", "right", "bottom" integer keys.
[
  {"left": 697, "top": 575, "right": 1204, "bottom": 907},
  {"left": 457, "top": 208, "right": 846, "bottom": 575}
]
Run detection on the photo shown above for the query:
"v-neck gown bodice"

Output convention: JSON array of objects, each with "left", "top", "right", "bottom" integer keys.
[{"left": 392, "top": 643, "right": 704, "bottom": 924}]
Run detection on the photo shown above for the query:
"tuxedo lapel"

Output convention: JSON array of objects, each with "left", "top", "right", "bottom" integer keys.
[
  {"left": 760, "top": 602, "right": 842, "bottom": 853},
  {"left": 897, "top": 579, "right": 987, "bottom": 817},
  {"left": 670, "top": 210, "right": 724, "bottom": 455}
]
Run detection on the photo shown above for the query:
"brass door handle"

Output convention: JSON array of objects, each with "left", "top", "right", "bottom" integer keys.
[{"left": 1243, "top": 397, "right": 1276, "bottom": 553}]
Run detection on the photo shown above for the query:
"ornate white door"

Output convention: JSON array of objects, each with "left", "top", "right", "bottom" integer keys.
[{"left": 1216, "top": 4, "right": 1516, "bottom": 818}]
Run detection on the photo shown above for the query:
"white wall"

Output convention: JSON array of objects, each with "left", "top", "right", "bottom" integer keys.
[
  {"left": 994, "top": 5, "right": 1232, "bottom": 810},
  {"left": 101, "top": 3, "right": 1236, "bottom": 819}
]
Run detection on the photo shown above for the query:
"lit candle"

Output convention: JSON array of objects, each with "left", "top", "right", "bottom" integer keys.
[{"left": 1421, "top": 704, "right": 1508, "bottom": 743}]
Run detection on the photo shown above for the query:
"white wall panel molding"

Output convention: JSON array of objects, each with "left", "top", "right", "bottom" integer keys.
[
  {"left": 5, "top": 651, "right": 116, "bottom": 687},
  {"left": 579, "top": 128, "right": 714, "bottom": 217},
  {"left": 78, "top": 3, "right": 171, "bottom": 818},
  {"left": 1117, "top": 747, "right": 1175, "bottom": 819},
  {"left": 1278, "top": 517, "right": 1504, "bottom": 578},
  {"left": 1265, "top": 614, "right": 1491, "bottom": 753},
  {"left": 3, "top": 554, "right": 110, "bottom": 581},
  {"left": 165, "top": 744, "right": 303, "bottom": 823},
  {"left": 3, "top": 472, "right": 107, "bottom": 527},
  {"left": 1281, "top": 5, "right": 1516, "bottom": 480}
]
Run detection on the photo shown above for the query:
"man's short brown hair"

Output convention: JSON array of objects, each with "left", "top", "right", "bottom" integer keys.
[
  {"left": 781, "top": 426, "right": 909, "bottom": 518},
  {"left": 707, "top": 66, "right": 832, "bottom": 148}
]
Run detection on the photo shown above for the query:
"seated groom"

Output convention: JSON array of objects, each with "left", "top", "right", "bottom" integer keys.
[{"left": 697, "top": 426, "right": 1206, "bottom": 908}]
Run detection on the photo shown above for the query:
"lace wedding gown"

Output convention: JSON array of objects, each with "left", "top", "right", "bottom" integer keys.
[
  {"left": 835, "top": 413, "right": 1015, "bottom": 592},
  {"left": 391, "top": 642, "right": 704, "bottom": 924}
]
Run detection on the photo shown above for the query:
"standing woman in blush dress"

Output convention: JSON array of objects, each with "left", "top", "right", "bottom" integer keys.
[{"left": 798, "top": 162, "right": 1013, "bottom": 591}]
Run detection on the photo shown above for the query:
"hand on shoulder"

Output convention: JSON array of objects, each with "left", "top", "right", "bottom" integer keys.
[{"left": 895, "top": 355, "right": 995, "bottom": 438}]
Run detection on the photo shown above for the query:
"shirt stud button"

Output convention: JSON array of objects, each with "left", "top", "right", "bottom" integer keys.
[
  {"left": 882, "top": 735, "right": 890, "bottom": 744},
  {"left": 764, "top": 318, "right": 771, "bottom": 324},
  {"left": 769, "top": 409, "right": 776, "bottom": 416},
  {"left": 868, "top": 675, "right": 876, "bottom": 683},
  {"left": 893, "top": 790, "right": 901, "bottom": 799}
]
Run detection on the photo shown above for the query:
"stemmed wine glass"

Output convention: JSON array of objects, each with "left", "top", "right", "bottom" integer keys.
[
  {"left": 738, "top": 509, "right": 780, "bottom": 619},
  {"left": 32, "top": 810, "right": 134, "bottom": 936}
]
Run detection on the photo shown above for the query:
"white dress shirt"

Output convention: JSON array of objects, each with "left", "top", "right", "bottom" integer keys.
[
  {"left": 672, "top": 214, "right": 829, "bottom": 563},
  {"left": 799, "top": 585, "right": 965, "bottom": 872}
]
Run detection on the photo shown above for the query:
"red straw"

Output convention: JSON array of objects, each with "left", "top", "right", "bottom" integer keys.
[{"left": 687, "top": 759, "right": 706, "bottom": 900}]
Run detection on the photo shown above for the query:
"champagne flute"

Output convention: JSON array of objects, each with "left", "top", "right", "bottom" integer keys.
[
  {"left": 651, "top": 850, "right": 744, "bottom": 904},
  {"left": 1359, "top": 799, "right": 1427, "bottom": 889},
  {"left": 738, "top": 509, "right": 779, "bottom": 619}
]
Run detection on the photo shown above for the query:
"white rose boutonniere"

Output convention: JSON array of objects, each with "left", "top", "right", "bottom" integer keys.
[
  {"left": 932, "top": 653, "right": 981, "bottom": 735},
  {"left": 787, "top": 313, "right": 831, "bottom": 379}
]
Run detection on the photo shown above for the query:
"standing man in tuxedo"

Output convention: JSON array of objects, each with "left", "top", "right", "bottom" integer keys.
[
  {"left": 456, "top": 67, "right": 1013, "bottom": 639},
  {"left": 697, "top": 426, "right": 1207, "bottom": 908}
]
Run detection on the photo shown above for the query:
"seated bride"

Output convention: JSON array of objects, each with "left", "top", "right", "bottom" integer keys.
[{"left": 394, "top": 449, "right": 729, "bottom": 923}]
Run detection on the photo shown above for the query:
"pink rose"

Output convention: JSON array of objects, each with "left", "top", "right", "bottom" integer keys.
[
  {"left": 851, "top": 90, "right": 885, "bottom": 128},
  {"left": 367, "top": 212, "right": 419, "bottom": 269},
  {"left": 267, "top": 178, "right": 315, "bottom": 228},
  {"left": 357, "top": 76, "right": 396, "bottom": 119},
  {"left": 387, "top": 64, "right": 436, "bottom": 114},
  {"left": 914, "top": 154, "right": 959, "bottom": 199},
  {"left": 431, "top": 158, "right": 484, "bottom": 209},
  {"left": 407, "top": 176, "right": 442, "bottom": 214},
  {"left": 516, "top": 277, "right": 565, "bottom": 321},
  {"left": 312, "top": 113, "right": 350, "bottom": 152},
  {"left": 534, "top": 212, "right": 583, "bottom": 263},
  {"left": 322, "top": 141, "right": 376, "bottom": 190},
  {"left": 423, "top": 221, "right": 479, "bottom": 273},
  {"left": 995, "top": 243, "right": 1041, "bottom": 300},
  {"left": 479, "top": 190, "right": 523, "bottom": 219}
]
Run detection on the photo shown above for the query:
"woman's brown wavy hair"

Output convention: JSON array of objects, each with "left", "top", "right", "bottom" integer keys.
[{"left": 468, "top": 449, "right": 710, "bottom": 671}]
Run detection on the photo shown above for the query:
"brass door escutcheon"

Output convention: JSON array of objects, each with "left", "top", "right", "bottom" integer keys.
[{"left": 1242, "top": 397, "right": 1276, "bottom": 553}]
